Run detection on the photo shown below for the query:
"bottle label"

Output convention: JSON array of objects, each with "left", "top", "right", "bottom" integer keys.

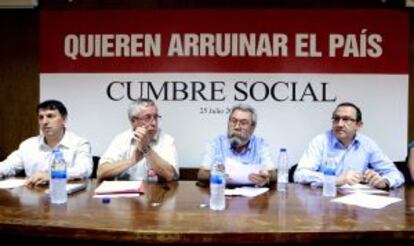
[
  {"left": 51, "top": 170, "right": 67, "bottom": 179},
  {"left": 211, "top": 173, "right": 224, "bottom": 185},
  {"left": 324, "top": 169, "right": 336, "bottom": 176}
]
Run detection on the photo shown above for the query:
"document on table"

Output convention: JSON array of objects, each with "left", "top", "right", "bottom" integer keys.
[
  {"left": 94, "top": 193, "right": 141, "bottom": 198},
  {"left": 94, "top": 181, "right": 144, "bottom": 195},
  {"left": 225, "top": 187, "right": 269, "bottom": 197},
  {"left": 339, "top": 183, "right": 388, "bottom": 194},
  {"left": 0, "top": 178, "right": 26, "bottom": 189},
  {"left": 45, "top": 183, "right": 87, "bottom": 195},
  {"left": 332, "top": 193, "right": 402, "bottom": 209},
  {"left": 225, "top": 158, "right": 263, "bottom": 185}
]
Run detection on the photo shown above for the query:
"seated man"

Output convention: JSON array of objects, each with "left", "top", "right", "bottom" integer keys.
[
  {"left": 294, "top": 102, "right": 404, "bottom": 189},
  {"left": 197, "top": 104, "right": 276, "bottom": 187},
  {"left": 97, "top": 98, "right": 178, "bottom": 181},
  {"left": 0, "top": 100, "right": 92, "bottom": 187}
]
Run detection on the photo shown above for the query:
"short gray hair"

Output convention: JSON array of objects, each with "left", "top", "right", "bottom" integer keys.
[
  {"left": 127, "top": 98, "right": 156, "bottom": 120},
  {"left": 228, "top": 104, "right": 257, "bottom": 127}
]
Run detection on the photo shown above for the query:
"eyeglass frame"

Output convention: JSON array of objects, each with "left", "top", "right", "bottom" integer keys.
[
  {"left": 229, "top": 117, "right": 251, "bottom": 127},
  {"left": 133, "top": 114, "right": 162, "bottom": 123},
  {"left": 331, "top": 115, "right": 358, "bottom": 124}
]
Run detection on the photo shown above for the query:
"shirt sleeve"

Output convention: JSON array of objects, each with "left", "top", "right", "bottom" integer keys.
[
  {"left": 67, "top": 140, "right": 93, "bottom": 180},
  {"left": 0, "top": 149, "right": 24, "bottom": 178},
  {"left": 294, "top": 136, "right": 325, "bottom": 185},
  {"left": 368, "top": 143, "right": 405, "bottom": 188},
  {"left": 159, "top": 136, "right": 179, "bottom": 178},
  {"left": 99, "top": 136, "right": 127, "bottom": 165},
  {"left": 259, "top": 141, "right": 276, "bottom": 171},
  {"left": 200, "top": 138, "right": 219, "bottom": 170}
]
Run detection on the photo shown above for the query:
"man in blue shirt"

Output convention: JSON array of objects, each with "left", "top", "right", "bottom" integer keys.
[
  {"left": 197, "top": 104, "right": 276, "bottom": 186},
  {"left": 294, "top": 102, "right": 404, "bottom": 189}
]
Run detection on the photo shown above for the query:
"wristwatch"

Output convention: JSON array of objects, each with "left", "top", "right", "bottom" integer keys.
[{"left": 142, "top": 145, "right": 152, "bottom": 156}]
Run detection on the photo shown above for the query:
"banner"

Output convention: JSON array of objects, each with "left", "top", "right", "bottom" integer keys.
[{"left": 40, "top": 10, "right": 409, "bottom": 167}]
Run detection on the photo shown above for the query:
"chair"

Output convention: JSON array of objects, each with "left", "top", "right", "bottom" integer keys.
[
  {"left": 288, "top": 164, "right": 298, "bottom": 183},
  {"left": 91, "top": 156, "right": 100, "bottom": 179},
  {"left": 395, "top": 159, "right": 412, "bottom": 185},
  {"left": 178, "top": 168, "right": 198, "bottom": 181}
]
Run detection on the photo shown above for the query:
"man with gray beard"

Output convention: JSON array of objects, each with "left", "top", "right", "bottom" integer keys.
[{"left": 197, "top": 104, "right": 276, "bottom": 187}]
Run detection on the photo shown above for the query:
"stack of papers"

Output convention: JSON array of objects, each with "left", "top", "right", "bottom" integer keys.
[
  {"left": 225, "top": 187, "right": 269, "bottom": 197},
  {"left": 94, "top": 181, "right": 144, "bottom": 198},
  {"left": 225, "top": 158, "right": 262, "bottom": 185}
]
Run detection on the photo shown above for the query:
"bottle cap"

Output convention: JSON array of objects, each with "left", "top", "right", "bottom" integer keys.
[
  {"left": 280, "top": 148, "right": 287, "bottom": 152},
  {"left": 101, "top": 197, "right": 111, "bottom": 204}
]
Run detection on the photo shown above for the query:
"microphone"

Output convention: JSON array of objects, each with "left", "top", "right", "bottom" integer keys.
[{"left": 230, "top": 137, "right": 242, "bottom": 148}]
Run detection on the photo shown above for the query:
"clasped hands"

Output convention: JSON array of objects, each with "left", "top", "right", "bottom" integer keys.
[
  {"left": 337, "top": 169, "right": 389, "bottom": 189},
  {"left": 131, "top": 126, "right": 152, "bottom": 162}
]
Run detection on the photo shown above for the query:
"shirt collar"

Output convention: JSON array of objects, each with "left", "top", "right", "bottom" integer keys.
[
  {"left": 39, "top": 129, "right": 69, "bottom": 150},
  {"left": 330, "top": 130, "right": 360, "bottom": 149}
]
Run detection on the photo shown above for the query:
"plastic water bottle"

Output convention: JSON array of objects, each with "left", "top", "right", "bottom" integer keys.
[
  {"left": 50, "top": 149, "right": 67, "bottom": 204},
  {"left": 277, "top": 148, "right": 289, "bottom": 192},
  {"left": 209, "top": 163, "right": 225, "bottom": 211},
  {"left": 323, "top": 157, "right": 337, "bottom": 197}
]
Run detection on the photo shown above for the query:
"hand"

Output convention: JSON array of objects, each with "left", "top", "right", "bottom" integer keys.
[
  {"left": 337, "top": 171, "right": 363, "bottom": 186},
  {"left": 131, "top": 127, "right": 152, "bottom": 163},
  {"left": 249, "top": 170, "right": 270, "bottom": 187},
  {"left": 25, "top": 171, "right": 49, "bottom": 188},
  {"left": 364, "top": 169, "right": 389, "bottom": 189},
  {"left": 133, "top": 126, "right": 152, "bottom": 151}
]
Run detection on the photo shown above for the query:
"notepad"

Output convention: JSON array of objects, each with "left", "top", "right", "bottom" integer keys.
[{"left": 94, "top": 181, "right": 144, "bottom": 195}]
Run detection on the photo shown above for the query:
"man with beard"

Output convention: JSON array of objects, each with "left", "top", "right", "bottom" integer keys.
[
  {"left": 294, "top": 102, "right": 404, "bottom": 189},
  {"left": 0, "top": 100, "right": 92, "bottom": 187},
  {"left": 97, "top": 98, "right": 178, "bottom": 181},
  {"left": 197, "top": 104, "right": 276, "bottom": 187}
]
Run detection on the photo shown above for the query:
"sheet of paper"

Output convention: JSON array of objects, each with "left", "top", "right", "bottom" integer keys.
[
  {"left": 224, "top": 158, "right": 263, "bottom": 185},
  {"left": 45, "top": 183, "right": 87, "bottom": 195},
  {"left": 225, "top": 187, "right": 269, "bottom": 197},
  {"left": 0, "top": 178, "right": 26, "bottom": 189},
  {"left": 339, "top": 183, "right": 388, "bottom": 194},
  {"left": 332, "top": 193, "right": 402, "bottom": 209},
  {"left": 93, "top": 193, "right": 141, "bottom": 198},
  {"left": 94, "top": 181, "right": 143, "bottom": 195}
]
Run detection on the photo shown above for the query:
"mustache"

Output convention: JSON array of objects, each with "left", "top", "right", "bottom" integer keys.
[{"left": 229, "top": 137, "right": 242, "bottom": 148}]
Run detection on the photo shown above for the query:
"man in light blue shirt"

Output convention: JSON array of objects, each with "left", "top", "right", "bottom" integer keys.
[
  {"left": 197, "top": 104, "right": 276, "bottom": 186},
  {"left": 294, "top": 102, "right": 404, "bottom": 189}
]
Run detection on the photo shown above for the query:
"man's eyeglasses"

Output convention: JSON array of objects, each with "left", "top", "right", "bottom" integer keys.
[
  {"left": 134, "top": 114, "right": 162, "bottom": 123},
  {"left": 229, "top": 118, "right": 250, "bottom": 127},
  {"left": 331, "top": 116, "right": 357, "bottom": 124}
]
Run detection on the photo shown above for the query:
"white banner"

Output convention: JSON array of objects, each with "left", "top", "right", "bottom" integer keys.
[{"left": 41, "top": 73, "right": 408, "bottom": 167}]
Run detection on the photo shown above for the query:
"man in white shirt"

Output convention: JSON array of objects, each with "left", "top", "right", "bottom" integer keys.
[
  {"left": 97, "top": 98, "right": 178, "bottom": 181},
  {"left": 0, "top": 100, "right": 92, "bottom": 187}
]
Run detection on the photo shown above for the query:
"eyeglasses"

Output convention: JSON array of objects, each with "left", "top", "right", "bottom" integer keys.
[
  {"left": 134, "top": 114, "right": 162, "bottom": 123},
  {"left": 229, "top": 118, "right": 251, "bottom": 127},
  {"left": 331, "top": 116, "right": 357, "bottom": 124}
]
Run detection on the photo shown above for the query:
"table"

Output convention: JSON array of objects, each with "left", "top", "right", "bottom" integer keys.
[{"left": 0, "top": 181, "right": 413, "bottom": 244}]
